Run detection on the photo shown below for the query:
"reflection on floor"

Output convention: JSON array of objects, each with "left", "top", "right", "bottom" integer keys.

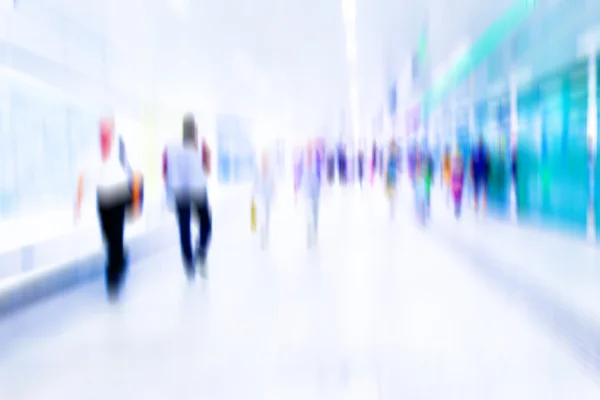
[{"left": 0, "top": 186, "right": 599, "bottom": 399}]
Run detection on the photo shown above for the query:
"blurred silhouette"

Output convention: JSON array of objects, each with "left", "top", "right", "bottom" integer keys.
[
  {"left": 370, "top": 141, "right": 377, "bottom": 185},
  {"left": 471, "top": 134, "right": 490, "bottom": 214},
  {"left": 303, "top": 141, "right": 321, "bottom": 246},
  {"left": 443, "top": 145, "right": 452, "bottom": 202},
  {"left": 252, "top": 150, "right": 275, "bottom": 248},
  {"left": 385, "top": 139, "right": 400, "bottom": 219},
  {"left": 452, "top": 146, "right": 466, "bottom": 218},
  {"left": 75, "top": 117, "right": 131, "bottom": 301},
  {"left": 357, "top": 147, "right": 365, "bottom": 187},
  {"left": 326, "top": 146, "right": 335, "bottom": 185},
  {"left": 337, "top": 142, "right": 347, "bottom": 185},
  {"left": 164, "top": 113, "right": 212, "bottom": 280}
]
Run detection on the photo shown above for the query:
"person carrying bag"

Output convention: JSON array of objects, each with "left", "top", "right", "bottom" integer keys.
[
  {"left": 164, "top": 114, "right": 213, "bottom": 280},
  {"left": 75, "top": 118, "right": 137, "bottom": 302}
]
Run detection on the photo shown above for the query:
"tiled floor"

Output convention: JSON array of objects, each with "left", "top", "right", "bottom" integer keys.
[{"left": 0, "top": 186, "right": 599, "bottom": 399}]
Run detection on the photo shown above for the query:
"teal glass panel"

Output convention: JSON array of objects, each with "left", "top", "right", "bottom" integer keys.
[
  {"left": 487, "top": 95, "right": 511, "bottom": 218},
  {"left": 516, "top": 84, "right": 543, "bottom": 222},
  {"left": 595, "top": 56, "right": 600, "bottom": 237},
  {"left": 536, "top": 61, "right": 589, "bottom": 236},
  {"left": 422, "top": 0, "right": 535, "bottom": 117}
]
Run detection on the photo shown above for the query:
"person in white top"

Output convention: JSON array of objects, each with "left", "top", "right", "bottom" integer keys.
[
  {"left": 163, "top": 113, "right": 212, "bottom": 279},
  {"left": 75, "top": 117, "right": 131, "bottom": 301},
  {"left": 252, "top": 151, "right": 276, "bottom": 248}
]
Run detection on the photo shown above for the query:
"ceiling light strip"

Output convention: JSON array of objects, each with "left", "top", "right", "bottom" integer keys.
[{"left": 342, "top": 0, "right": 359, "bottom": 140}]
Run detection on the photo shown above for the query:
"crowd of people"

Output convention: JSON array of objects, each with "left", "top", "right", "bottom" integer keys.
[
  {"left": 75, "top": 112, "right": 495, "bottom": 304},
  {"left": 252, "top": 134, "right": 494, "bottom": 251}
]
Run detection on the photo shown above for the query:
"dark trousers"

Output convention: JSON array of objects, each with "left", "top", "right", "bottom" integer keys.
[
  {"left": 175, "top": 193, "right": 212, "bottom": 271},
  {"left": 98, "top": 198, "right": 127, "bottom": 298}
]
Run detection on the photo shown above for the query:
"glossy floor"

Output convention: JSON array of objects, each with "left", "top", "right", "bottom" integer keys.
[{"left": 0, "top": 186, "right": 598, "bottom": 399}]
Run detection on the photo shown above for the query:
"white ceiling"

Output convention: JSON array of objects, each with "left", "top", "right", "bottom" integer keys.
[{"left": 23, "top": 0, "right": 515, "bottom": 133}]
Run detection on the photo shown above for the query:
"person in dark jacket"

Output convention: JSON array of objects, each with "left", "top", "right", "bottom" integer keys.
[{"left": 470, "top": 134, "right": 490, "bottom": 213}]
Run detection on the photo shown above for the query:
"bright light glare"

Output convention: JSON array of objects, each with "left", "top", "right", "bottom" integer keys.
[
  {"left": 345, "top": 39, "right": 357, "bottom": 62},
  {"left": 341, "top": 0, "right": 359, "bottom": 140},
  {"left": 169, "top": 0, "right": 188, "bottom": 15},
  {"left": 341, "top": 0, "right": 356, "bottom": 25},
  {"left": 349, "top": 83, "right": 359, "bottom": 107},
  {"left": 449, "top": 39, "right": 471, "bottom": 65},
  {"left": 0, "top": 0, "right": 14, "bottom": 11}
]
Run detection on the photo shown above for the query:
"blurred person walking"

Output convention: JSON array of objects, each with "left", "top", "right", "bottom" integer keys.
[
  {"left": 451, "top": 147, "right": 466, "bottom": 218},
  {"left": 470, "top": 134, "right": 490, "bottom": 214},
  {"left": 326, "top": 148, "right": 335, "bottom": 186},
  {"left": 337, "top": 142, "right": 347, "bottom": 185},
  {"left": 370, "top": 141, "right": 377, "bottom": 186},
  {"left": 414, "top": 149, "right": 428, "bottom": 224},
  {"left": 293, "top": 148, "right": 304, "bottom": 203},
  {"left": 303, "top": 142, "right": 321, "bottom": 246},
  {"left": 442, "top": 145, "right": 452, "bottom": 203},
  {"left": 75, "top": 117, "right": 140, "bottom": 301},
  {"left": 423, "top": 147, "right": 434, "bottom": 217},
  {"left": 385, "top": 139, "right": 400, "bottom": 219},
  {"left": 163, "top": 113, "right": 212, "bottom": 280},
  {"left": 357, "top": 147, "right": 365, "bottom": 187},
  {"left": 252, "top": 151, "right": 276, "bottom": 248}
]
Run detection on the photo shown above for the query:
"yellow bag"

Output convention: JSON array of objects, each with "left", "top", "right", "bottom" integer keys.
[
  {"left": 250, "top": 198, "right": 257, "bottom": 232},
  {"left": 386, "top": 185, "right": 395, "bottom": 199}
]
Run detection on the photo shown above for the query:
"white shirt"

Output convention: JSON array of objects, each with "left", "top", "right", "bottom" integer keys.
[
  {"left": 165, "top": 142, "right": 206, "bottom": 196},
  {"left": 78, "top": 143, "right": 129, "bottom": 209},
  {"left": 82, "top": 143, "right": 128, "bottom": 192}
]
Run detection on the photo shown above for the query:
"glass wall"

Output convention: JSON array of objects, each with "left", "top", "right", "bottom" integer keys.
[
  {"left": 0, "top": 5, "right": 153, "bottom": 232},
  {"left": 0, "top": 5, "right": 107, "bottom": 227},
  {"left": 216, "top": 114, "right": 255, "bottom": 184},
  {"left": 429, "top": 1, "right": 599, "bottom": 238},
  {"left": 515, "top": 60, "right": 589, "bottom": 236},
  {"left": 485, "top": 92, "right": 511, "bottom": 218},
  {"left": 516, "top": 81, "right": 541, "bottom": 223},
  {"left": 509, "top": 0, "right": 595, "bottom": 80},
  {"left": 594, "top": 56, "right": 600, "bottom": 238},
  {"left": 0, "top": 75, "right": 101, "bottom": 221}
]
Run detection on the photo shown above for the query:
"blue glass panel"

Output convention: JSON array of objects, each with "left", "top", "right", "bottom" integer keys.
[{"left": 216, "top": 114, "right": 255, "bottom": 185}]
